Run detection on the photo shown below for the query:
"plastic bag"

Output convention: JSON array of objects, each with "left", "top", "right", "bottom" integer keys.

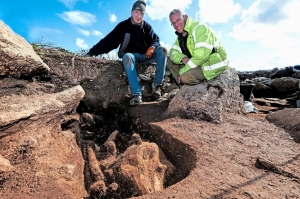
[{"left": 244, "top": 101, "right": 258, "bottom": 113}]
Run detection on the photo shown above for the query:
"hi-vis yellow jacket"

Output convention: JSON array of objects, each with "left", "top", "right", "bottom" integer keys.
[{"left": 170, "top": 16, "right": 229, "bottom": 80}]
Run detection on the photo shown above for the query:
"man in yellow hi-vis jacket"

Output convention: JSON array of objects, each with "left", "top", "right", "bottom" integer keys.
[{"left": 168, "top": 9, "right": 229, "bottom": 85}]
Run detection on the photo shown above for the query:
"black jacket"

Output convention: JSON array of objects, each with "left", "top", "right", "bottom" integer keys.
[{"left": 89, "top": 17, "right": 160, "bottom": 57}]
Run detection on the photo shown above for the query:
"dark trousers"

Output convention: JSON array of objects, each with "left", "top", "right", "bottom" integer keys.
[{"left": 167, "top": 59, "right": 206, "bottom": 85}]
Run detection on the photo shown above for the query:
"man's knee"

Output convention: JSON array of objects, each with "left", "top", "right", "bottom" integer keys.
[
  {"left": 180, "top": 72, "right": 201, "bottom": 85},
  {"left": 122, "top": 53, "right": 134, "bottom": 66}
]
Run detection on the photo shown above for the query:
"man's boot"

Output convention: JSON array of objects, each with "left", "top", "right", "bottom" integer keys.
[{"left": 151, "top": 82, "right": 162, "bottom": 99}]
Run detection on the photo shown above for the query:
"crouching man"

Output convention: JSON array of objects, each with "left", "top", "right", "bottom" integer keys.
[{"left": 168, "top": 9, "right": 228, "bottom": 85}]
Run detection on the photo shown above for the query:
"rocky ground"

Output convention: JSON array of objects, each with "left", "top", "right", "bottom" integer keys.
[{"left": 1, "top": 45, "right": 300, "bottom": 199}]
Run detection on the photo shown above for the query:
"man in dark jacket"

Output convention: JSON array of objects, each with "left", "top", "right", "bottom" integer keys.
[{"left": 86, "top": 0, "right": 167, "bottom": 106}]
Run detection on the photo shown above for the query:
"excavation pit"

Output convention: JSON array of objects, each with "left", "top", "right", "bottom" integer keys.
[{"left": 66, "top": 102, "right": 197, "bottom": 199}]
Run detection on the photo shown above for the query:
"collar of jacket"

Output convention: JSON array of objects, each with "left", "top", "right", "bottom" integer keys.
[
  {"left": 175, "top": 30, "right": 188, "bottom": 37},
  {"left": 174, "top": 16, "right": 193, "bottom": 36},
  {"left": 130, "top": 17, "right": 144, "bottom": 26}
]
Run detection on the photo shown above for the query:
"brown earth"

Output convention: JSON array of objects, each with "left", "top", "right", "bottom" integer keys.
[{"left": 1, "top": 47, "right": 300, "bottom": 199}]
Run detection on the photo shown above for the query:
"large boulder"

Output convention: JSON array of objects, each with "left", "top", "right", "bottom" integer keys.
[
  {"left": 266, "top": 108, "right": 300, "bottom": 132},
  {"left": 0, "top": 85, "right": 85, "bottom": 137},
  {"left": 163, "top": 67, "right": 244, "bottom": 123},
  {"left": 266, "top": 108, "right": 300, "bottom": 143},
  {"left": 0, "top": 20, "right": 50, "bottom": 77},
  {"left": 268, "top": 77, "right": 300, "bottom": 92}
]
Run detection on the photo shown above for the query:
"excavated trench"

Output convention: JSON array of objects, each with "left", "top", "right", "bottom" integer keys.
[{"left": 62, "top": 102, "right": 197, "bottom": 199}]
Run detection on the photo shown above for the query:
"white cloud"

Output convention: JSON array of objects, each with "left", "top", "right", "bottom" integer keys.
[
  {"left": 58, "top": 10, "right": 96, "bottom": 26},
  {"left": 230, "top": 45, "right": 300, "bottom": 72},
  {"left": 77, "top": 28, "right": 90, "bottom": 36},
  {"left": 160, "top": 41, "right": 172, "bottom": 51},
  {"left": 76, "top": 38, "right": 88, "bottom": 49},
  {"left": 109, "top": 14, "right": 117, "bottom": 23},
  {"left": 230, "top": 58, "right": 256, "bottom": 72},
  {"left": 146, "top": 0, "right": 192, "bottom": 20},
  {"left": 228, "top": 0, "right": 300, "bottom": 49},
  {"left": 59, "top": 0, "right": 88, "bottom": 9},
  {"left": 29, "top": 27, "right": 63, "bottom": 40},
  {"left": 100, "top": 50, "right": 118, "bottom": 60},
  {"left": 76, "top": 29, "right": 102, "bottom": 37},
  {"left": 231, "top": 56, "right": 275, "bottom": 72},
  {"left": 196, "top": 0, "right": 242, "bottom": 24},
  {"left": 267, "top": 47, "right": 300, "bottom": 68},
  {"left": 92, "top": 30, "right": 102, "bottom": 36},
  {"left": 107, "top": 50, "right": 118, "bottom": 60},
  {"left": 215, "top": 31, "right": 223, "bottom": 39},
  {"left": 226, "top": 0, "right": 300, "bottom": 71},
  {"left": 229, "top": 0, "right": 300, "bottom": 65}
]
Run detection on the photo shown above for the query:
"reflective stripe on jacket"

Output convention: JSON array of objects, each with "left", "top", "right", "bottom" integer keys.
[{"left": 170, "top": 16, "right": 228, "bottom": 80}]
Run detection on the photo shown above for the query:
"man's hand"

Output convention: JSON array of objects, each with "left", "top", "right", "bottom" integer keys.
[
  {"left": 182, "top": 57, "right": 189, "bottom": 64},
  {"left": 146, "top": 46, "right": 155, "bottom": 59},
  {"left": 85, "top": 49, "right": 96, "bottom": 57}
]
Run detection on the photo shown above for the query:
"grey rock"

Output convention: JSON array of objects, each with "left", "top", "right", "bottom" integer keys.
[
  {"left": 0, "top": 20, "right": 50, "bottom": 77},
  {"left": 163, "top": 67, "right": 244, "bottom": 123}
]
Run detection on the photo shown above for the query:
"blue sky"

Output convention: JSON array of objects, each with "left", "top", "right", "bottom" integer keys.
[{"left": 1, "top": 0, "right": 299, "bottom": 71}]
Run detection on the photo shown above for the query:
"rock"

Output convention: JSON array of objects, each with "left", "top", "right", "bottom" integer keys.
[
  {"left": 270, "top": 66, "right": 294, "bottom": 79},
  {"left": 105, "top": 141, "right": 117, "bottom": 157},
  {"left": 82, "top": 112, "right": 96, "bottom": 126},
  {"left": 0, "top": 20, "right": 50, "bottom": 77},
  {"left": 269, "top": 77, "right": 300, "bottom": 92},
  {"left": 131, "top": 133, "right": 143, "bottom": 145},
  {"left": 266, "top": 108, "right": 300, "bottom": 132},
  {"left": 57, "top": 164, "right": 76, "bottom": 180},
  {"left": 22, "top": 136, "right": 38, "bottom": 148},
  {"left": 238, "top": 67, "right": 300, "bottom": 102},
  {"left": 250, "top": 77, "right": 300, "bottom": 99},
  {"left": 112, "top": 141, "right": 168, "bottom": 196},
  {"left": 0, "top": 154, "right": 13, "bottom": 173},
  {"left": 163, "top": 67, "right": 244, "bottom": 123},
  {"left": 0, "top": 85, "right": 85, "bottom": 137},
  {"left": 0, "top": 84, "right": 87, "bottom": 198},
  {"left": 103, "top": 130, "right": 119, "bottom": 146},
  {"left": 238, "top": 68, "right": 277, "bottom": 81}
]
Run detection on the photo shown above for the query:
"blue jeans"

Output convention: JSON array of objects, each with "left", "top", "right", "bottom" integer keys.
[{"left": 122, "top": 46, "right": 167, "bottom": 96}]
